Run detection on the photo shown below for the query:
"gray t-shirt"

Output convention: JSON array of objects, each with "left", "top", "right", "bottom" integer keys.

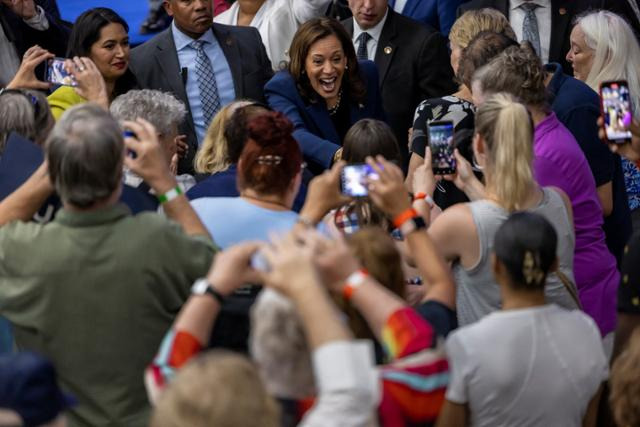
[
  {"left": 454, "top": 188, "right": 579, "bottom": 326},
  {"left": 445, "top": 305, "right": 608, "bottom": 427}
]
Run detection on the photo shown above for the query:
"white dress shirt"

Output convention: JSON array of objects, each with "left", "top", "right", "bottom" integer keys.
[
  {"left": 215, "top": 0, "right": 331, "bottom": 68},
  {"left": 393, "top": 0, "right": 409, "bottom": 13},
  {"left": 0, "top": 6, "right": 49, "bottom": 86},
  {"left": 509, "top": 0, "right": 551, "bottom": 63},
  {"left": 352, "top": 8, "right": 389, "bottom": 62}
]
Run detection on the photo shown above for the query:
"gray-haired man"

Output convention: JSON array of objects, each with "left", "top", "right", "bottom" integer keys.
[{"left": 0, "top": 103, "right": 216, "bottom": 427}]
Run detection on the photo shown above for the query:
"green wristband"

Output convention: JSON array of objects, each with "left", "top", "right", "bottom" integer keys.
[{"left": 157, "top": 185, "right": 183, "bottom": 204}]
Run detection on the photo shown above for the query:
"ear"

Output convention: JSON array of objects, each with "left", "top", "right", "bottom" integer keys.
[
  {"left": 490, "top": 253, "right": 501, "bottom": 277},
  {"left": 473, "top": 133, "right": 486, "bottom": 164},
  {"left": 163, "top": 1, "right": 173, "bottom": 17}
]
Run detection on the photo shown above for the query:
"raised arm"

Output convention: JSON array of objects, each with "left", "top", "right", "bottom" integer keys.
[
  {"left": 123, "top": 119, "right": 210, "bottom": 238},
  {"left": 262, "top": 231, "right": 377, "bottom": 427},
  {"left": 0, "top": 161, "right": 53, "bottom": 226},
  {"left": 367, "top": 155, "right": 456, "bottom": 309},
  {"left": 145, "top": 242, "right": 262, "bottom": 402}
]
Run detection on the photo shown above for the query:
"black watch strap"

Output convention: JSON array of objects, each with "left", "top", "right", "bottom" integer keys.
[{"left": 205, "top": 285, "right": 226, "bottom": 305}]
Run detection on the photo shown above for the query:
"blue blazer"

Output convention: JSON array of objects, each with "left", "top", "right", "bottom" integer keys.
[
  {"left": 264, "top": 60, "right": 385, "bottom": 171},
  {"left": 388, "top": 0, "right": 469, "bottom": 35}
]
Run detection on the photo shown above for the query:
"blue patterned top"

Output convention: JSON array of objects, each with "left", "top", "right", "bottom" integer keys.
[{"left": 622, "top": 157, "right": 640, "bottom": 211}]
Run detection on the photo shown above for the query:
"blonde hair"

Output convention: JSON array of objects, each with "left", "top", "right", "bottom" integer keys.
[
  {"left": 610, "top": 328, "right": 640, "bottom": 427},
  {"left": 150, "top": 351, "right": 280, "bottom": 427},
  {"left": 475, "top": 93, "right": 535, "bottom": 212},
  {"left": 576, "top": 10, "right": 640, "bottom": 119},
  {"left": 449, "top": 8, "right": 516, "bottom": 49},
  {"left": 194, "top": 100, "right": 253, "bottom": 174}
]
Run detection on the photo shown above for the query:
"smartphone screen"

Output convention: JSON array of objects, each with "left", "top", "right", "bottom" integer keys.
[
  {"left": 340, "top": 164, "right": 379, "bottom": 197},
  {"left": 46, "top": 57, "right": 77, "bottom": 87},
  {"left": 601, "top": 80, "right": 633, "bottom": 143},
  {"left": 428, "top": 121, "right": 456, "bottom": 175}
]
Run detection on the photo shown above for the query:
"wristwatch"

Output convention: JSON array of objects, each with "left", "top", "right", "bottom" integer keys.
[{"left": 191, "top": 278, "right": 226, "bottom": 305}]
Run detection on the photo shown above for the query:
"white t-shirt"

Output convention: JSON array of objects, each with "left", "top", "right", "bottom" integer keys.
[{"left": 445, "top": 304, "right": 608, "bottom": 427}]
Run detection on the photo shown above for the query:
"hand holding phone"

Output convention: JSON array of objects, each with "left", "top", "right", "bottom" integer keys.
[
  {"left": 600, "top": 80, "right": 633, "bottom": 144},
  {"left": 340, "top": 164, "right": 379, "bottom": 197},
  {"left": 428, "top": 120, "right": 456, "bottom": 175},
  {"left": 45, "top": 57, "right": 77, "bottom": 87}
]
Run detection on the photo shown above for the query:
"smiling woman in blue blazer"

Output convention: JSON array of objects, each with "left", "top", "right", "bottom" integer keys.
[{"left": 265, "top": 17, "right": 385, "bottom": 173}]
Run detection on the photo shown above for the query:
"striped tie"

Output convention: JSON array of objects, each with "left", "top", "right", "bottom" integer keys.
[
  {"left": 521, "top": 2, "right": 541, "bottom": 57},
  {"left": 191, "top": 40, "right": 221, "bottom": 127},
  {"left": 356, "top": 32, "right": 371, "bottom": 61}
]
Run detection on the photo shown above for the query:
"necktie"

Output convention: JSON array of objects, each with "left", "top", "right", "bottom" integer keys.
[
  {"left": 191, "top": 40, "right": 221, "bottom": 128},
  {"left": 356, "top": 32, "right": 371, "bottom": 61},
  {"left": 521, "top": 2, "right": 541, "bottom": 58}
]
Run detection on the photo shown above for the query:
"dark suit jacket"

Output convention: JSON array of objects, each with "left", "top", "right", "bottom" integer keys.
[
  {"left": 0, "top": 0, "right": 69, "bottom": 59},
  {"left": 389, "top": 0, "right": 470, "bottom": 35},
  {"left": 458, "top": 0, "right": 599, "bottom": 74},
  {"left": 129, "top": 24, "right": 273, "bottom": 175},
  {"left": 343, "top": 10, "right": 457, "bottom": 164},
  {"left": 602, "top": 0, "right": 640, "bottom": 39},
  {"left": 264, "top": 61, "right": 386, "bottom": 172}
]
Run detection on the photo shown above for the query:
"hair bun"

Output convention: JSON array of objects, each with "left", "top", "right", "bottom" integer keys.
[{"left": 247, "top": 112, "right": 294, "bottom": 148}]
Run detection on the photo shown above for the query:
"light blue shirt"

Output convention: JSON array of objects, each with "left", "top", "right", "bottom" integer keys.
[
  {"left": 172, "top": 21, "right": 236, "bottom": 145},
  {"left": 191, "top": 197, "right": 299, "bottom": 249}
]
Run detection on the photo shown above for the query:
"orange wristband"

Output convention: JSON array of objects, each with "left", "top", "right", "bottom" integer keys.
[
  {"left": 413, "top": 192, "right": 435, "bottom": 208},
  {"left": 392, "top": 208, "right": 418, "bottom": 228},
  {"left": 342, "top": 269, "right": 369, "bottom": 301}
]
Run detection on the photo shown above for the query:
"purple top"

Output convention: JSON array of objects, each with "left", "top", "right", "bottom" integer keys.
[{"left": 534, "top": 113, "right": 619, "bottom": 336}]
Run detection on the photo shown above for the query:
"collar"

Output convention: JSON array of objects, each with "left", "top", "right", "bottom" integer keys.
[
  {"left": 54, "top": 203, "right": 131, "bottom": 228},
  {"left": 510, "top": 0, "right": 550, "bottom": 11},
  {"left": 353, "top": 7, "right": 389, "bottom": 43},
  {"left": 544, "top": 62, "right": 564, "bottom": 97},
  {"left": 171, "top": 20, "right": 217, "bottom": 52}
]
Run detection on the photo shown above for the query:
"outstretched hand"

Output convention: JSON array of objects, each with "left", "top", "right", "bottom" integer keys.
[
  {"left": 2, "top": 0, "right": 37, "bottom": 19},
  {"left": 260, "top": 230, "right": 320, "bottom": 298},
  {"left": 299, "top": 160, "right": 351, "bottom": 224},
  {"left": 7, "top": 45, "right": 53, "bottom": 90},
  {"left": 412, "top": 147, "right": 437, "bottom": 197},
  {"left": 122, "top": 119, "right": 176, "bottom": 193},
  {"left": 597, "top": 116, "right": 640, "bottom": 162},
  {"left": 65, "top": 57, "right": 109, "bottom": 108},
  {"left": 366, "top": 155, "right": 411, "bottom": 218},
  {"left": 206, "top": 242, "right": 264, "bottom": 295}
]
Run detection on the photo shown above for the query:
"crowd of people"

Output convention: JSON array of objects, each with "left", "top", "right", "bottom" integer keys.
[{"left": 2, "top": 0, "right": 640, "bottom": 426}]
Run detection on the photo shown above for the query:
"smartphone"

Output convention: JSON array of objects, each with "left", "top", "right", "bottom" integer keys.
[
  {"left": 45, "top": 57, "right": 77, "bottom": 87},
  {"left": 123, "top": 130, "right": 137, "bottom": 158},
  {"left": 340, "top": 164, "right": 379, "bottom": 197},
  {"left": 428, "top": 120, "right": 456, "bottom": 175},
  {"left": 600, "top": 80, "right": 633, "bottom": 143}
]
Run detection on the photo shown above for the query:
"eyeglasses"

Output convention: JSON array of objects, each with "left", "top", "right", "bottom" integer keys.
[{"left": 0, "top": 88, "right": 41, "bottom": 117}]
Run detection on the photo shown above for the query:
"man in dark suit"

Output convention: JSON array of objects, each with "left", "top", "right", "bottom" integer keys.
[
  {"left": 342, "top": 0, "right": 456, "bottom": 164},
  {"left": 129, "top": 0, "right": 273, "bottom": 175},
  {"left": 458, "top": 0, "right": 598, "bottom": 74},
  {"left": 0, "top": 0, "right": 69, "bottom": 87}
]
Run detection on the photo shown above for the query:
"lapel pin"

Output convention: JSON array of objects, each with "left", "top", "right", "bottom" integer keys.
[
  {"left": 559, "top": 7, "right": 567, "bottom": 15},
  {"left": 384, "top": 46, "right": 392, "bottom": 55},
  {"left": 226, "top": 37, "right": 233, "bottom": 46}
]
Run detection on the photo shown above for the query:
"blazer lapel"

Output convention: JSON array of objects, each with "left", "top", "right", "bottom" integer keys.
[
  {"left": 375, "top": 10, "right": 397, "bottom": 87},
  {"left": 154, "top": 28, "right": 189, "bottom": 106},
  {"left": 549, "top": 0, "right": 571, "bottom": 64},
  {"left": 306, "top": 102, "right": 340, "bottom": 144},
  {"left": 212, "top": 24, "right": 243, "bottom": 97}
]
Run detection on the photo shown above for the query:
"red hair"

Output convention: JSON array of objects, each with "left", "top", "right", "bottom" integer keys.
[{"left": 237, "top": 112, "right": 302, "bottom": 196}]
